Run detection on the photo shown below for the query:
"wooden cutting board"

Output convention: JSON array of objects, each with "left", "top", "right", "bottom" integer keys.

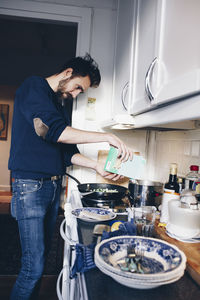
[
  {"left": 154, "top": 219, "right": 200, "bottom": 286},
  {"left": 96, "top": 150, "right": 129, "bottom": 187}
]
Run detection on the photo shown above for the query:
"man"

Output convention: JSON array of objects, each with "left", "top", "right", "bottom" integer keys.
[{"left": 8, "top": 53, "right": 132, "bottom": 299}]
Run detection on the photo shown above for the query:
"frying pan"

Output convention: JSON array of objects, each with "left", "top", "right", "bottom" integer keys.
[{"left": 65, "top": 172, "right": 128, "bottom": 200}]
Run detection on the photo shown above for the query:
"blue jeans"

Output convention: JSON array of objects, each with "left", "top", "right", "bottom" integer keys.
[{"left": 10, "top": 178, "right": 62, "bottom": 300}]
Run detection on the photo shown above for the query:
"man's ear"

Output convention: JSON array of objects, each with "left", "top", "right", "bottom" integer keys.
[{"left": 63, "top": 68, "right": 73, "bottom": 79}]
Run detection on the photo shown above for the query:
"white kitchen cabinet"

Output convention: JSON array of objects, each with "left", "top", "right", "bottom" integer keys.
[
  {"left": 111, "top": 0, "right": 136, "bottom": 117},
  {"left": 128, "top": 0, "right": 159, "bottom": 115},
  {"left": 152, "top": 0, "right": 200, "bottom": 106},
  {"left": 113, "top": 0, "right": 200, "bottom": 118}
]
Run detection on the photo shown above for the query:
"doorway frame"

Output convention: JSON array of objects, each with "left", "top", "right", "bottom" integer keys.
[
  {"left": 0, "top": 0, "right": 92, "bottom": 203},
  {"left": 0, "top": 0, "right": 91, "bottom": 56},
  {"left": 0, "top": 2, "right": 92, "bottom": 296}
]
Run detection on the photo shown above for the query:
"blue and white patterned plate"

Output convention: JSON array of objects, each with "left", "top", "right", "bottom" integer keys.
[
  {"left": 95, "top": 260, "right": 184, "bottom": 289},
  {"left": 71, "top": 207, "right": 116, "bottom": 222},
  {"left": 95, "top": 236, "right": 186, "bottom": 281}
]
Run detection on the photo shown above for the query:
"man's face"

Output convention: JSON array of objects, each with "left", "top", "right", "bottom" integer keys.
[{"left": 56, "top": 75, "right": 91, "bottom": 101}]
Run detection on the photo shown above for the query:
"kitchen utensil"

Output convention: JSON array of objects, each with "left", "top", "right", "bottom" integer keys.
[
  {"left": 66, "top": 172, "right": 128, "bottom": 200},
  {"left": 128, "top": 179, "right": 163, "bottom": 208}
]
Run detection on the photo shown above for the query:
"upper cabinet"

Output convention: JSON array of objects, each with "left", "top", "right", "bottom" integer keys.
[
  {"left": 152, "top": 0, "right": 200, "bottom": 106},
  {"left": 111, "top": 0, "right": 135, "bottom": 117},
  {"left": 113, "top": 0, "right": 200, "bottom": 120},
  {"left": 128, "top": 0, "right": 158, "bottom": 115}
]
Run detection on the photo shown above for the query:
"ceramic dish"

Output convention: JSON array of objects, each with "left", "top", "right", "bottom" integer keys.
[
  {"left": 95, "top": 254, "right": 185, "bottom": 283},
  {"left": 95, "top": 260, "right": 184, "bottom": 289},
  {"left": 95, "top": 236, "right": 186, "bottom": 281},
  {"left": 166, "top": 223, "right": 200, "bottom": 239},
  {"left": 71, "top": 207, "right": 116, "bottom": 222},
  {"left": 166, "top": 229, "right": 200, "bottom": 243}
]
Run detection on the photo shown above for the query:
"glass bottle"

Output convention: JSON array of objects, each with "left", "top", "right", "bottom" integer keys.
[
  {"left": 164, "top": 163, "right": 180, "bottom": 192},
  {"left": 160, "top": 163, "right": 180, "bottom": 224},
  {"left": 185, "top": 165, "right": 200, "bottom": 190}
]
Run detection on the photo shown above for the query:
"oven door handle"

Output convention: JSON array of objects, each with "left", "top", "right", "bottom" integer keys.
[{"left": 60, "top": 218, "right": 77, "bottom": 244}]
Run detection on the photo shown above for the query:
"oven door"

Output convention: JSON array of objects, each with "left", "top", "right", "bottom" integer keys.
[{"left": 57, "top": 193, "right": 89, "bottom": 300}]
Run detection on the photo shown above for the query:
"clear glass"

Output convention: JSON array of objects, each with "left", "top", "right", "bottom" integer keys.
[{"left": 133, "top": 206, "right": 156, "bottom": 237}]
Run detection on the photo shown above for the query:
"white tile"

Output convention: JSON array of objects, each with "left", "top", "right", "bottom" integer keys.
[
  {"left": 183, "top": 141, "right": 191, "bottom": 156},
  {"left": 191, "top": 141, "right": 200, "bottom": 157}
]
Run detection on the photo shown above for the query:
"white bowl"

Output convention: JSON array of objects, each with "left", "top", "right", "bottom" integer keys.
[
  {"left": 166, "top": 222, "right": 200, "bottom": 239},
  {"left": 95, "top": 260, "right": 184, "bottom": 289},
  {"left": 95, "top": 236, "right": 186, "bottom": 282}
]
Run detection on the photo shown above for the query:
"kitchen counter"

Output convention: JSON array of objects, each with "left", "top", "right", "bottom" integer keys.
[
  {"left": 77, "top": 219, "right": 200, "bottom": 300},
  {"left": 154, "top": 219, "right": 200, "bottom": 286}
]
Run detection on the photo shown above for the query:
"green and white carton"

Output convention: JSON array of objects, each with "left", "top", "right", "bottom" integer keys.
[{"left": 104, "top": 147, "right": 146, "bottom": 179}]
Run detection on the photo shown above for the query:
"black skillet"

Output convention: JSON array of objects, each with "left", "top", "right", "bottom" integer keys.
[{"left": 65, "top": 172, "right": 128, "bottom": 200}]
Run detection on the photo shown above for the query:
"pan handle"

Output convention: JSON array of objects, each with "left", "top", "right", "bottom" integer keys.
[{"left": 65, "top": 172, "right": 81, "bottom": 185}]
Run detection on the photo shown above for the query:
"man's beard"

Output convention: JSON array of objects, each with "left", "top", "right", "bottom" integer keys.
[
  {"left": 56, "top": 90, "right": 73, "bottom": 101},
  {"left": 56, "top": 78, "right": 73, "bottom": 101}
]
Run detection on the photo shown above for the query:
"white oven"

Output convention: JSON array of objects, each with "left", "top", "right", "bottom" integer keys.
[{"left": 56, "top": 190, "right": 88, "bottom": 300}]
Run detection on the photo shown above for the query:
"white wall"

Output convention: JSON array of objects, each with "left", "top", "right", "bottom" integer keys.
[{"left": 148, "top": 129, "right": 200, "bottom": 184}]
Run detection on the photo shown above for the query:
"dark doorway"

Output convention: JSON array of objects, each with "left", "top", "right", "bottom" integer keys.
[
  {"left": 0, "top": 16, "right": 78, "bottom": 85},
  {"left": 0, "top": 16, "right": 77, "bottom": 299}
]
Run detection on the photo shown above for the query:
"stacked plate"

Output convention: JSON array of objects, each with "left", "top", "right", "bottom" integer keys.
[
  {"left": 71, "top": 207, "right": 116, "bottom": 222},
  {"left": 166, "top": 224, "right": 200, "bottom": 243},
  {"left": 95, "top": 236, "right": 186, "bottom": 289}
]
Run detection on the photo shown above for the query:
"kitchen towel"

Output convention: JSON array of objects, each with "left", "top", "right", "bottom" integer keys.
[
  {"left": 101, "top": 221, "right": 137, "bottom": 240},
  {"left": 70, "top": 222, "right": 137, "bottom": 278},
  {"left": 70, "top": 243, "right": 96, "bottom": 278}
]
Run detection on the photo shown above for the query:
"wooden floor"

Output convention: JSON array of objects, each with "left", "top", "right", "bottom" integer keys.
[
  {"left": 0, "top": 275, "right": 58, "bottom": 300},
  {"left": 0, "top": 191, "right": 64, "bottom": 300}
]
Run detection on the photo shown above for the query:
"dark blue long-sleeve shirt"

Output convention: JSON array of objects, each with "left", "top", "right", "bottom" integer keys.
[{"left": 8, "top": 76, "right": 79, "bottom": 179}]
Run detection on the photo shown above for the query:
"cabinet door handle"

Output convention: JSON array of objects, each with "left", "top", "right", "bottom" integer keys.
[
  {"left": 121, "top": 81, "right": 129, "bottom": 110},
  {"left": 145, "top": 57, "right": 158, "bottom": 101}
]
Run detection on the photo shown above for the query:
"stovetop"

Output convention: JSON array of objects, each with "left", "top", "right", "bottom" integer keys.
[{"left": 81, "top": 194, "right": 132, "bottom": 211}]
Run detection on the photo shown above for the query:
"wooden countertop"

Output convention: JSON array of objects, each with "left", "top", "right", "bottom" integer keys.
[{"left": 154, "top": 219, "right": 200, "bottom": 286}]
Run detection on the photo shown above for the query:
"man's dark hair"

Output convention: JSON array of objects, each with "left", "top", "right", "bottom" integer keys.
[{"left": 59, "top": 53, "right": 101, "bottom": 87}]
